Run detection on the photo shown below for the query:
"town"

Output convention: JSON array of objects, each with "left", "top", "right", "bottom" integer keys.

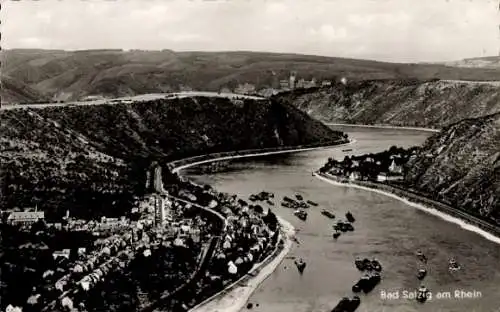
[
  {"left": 0, "top": 164, "right": 281, "bottom": 312},
  {"left": 318, "top": 145, "right": 419, "bottom": 182}
]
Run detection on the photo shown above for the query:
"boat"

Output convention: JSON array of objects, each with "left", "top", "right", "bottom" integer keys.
[
  {"left": 345, "top": 211, "right": 355, "bottom": 223},
  {"left": 295, "top": 194, "right": 303, "bottom": 201},
  {"left": 354, "top": 257, "right": 364, "bottom": 271},
  {"left": 294, "top": 258, "right": 306, "bottom": 274},
  {"left": 342, "top": 148, "right": 353, "bottom": 152},
  {"left": 299, "top": 201, "right": 309, "bottom": 209},
  {"left": 416, "top": 250, "right": 427, "bottom": 263},
  {"left": 283, "top": 196, "right": 294, "bottom": 203},
  {"left": 281, "top": 201, "right": 291, "bottom": 208},
  {"left": 321, "top": 210, "right": 336, "bottom": 219},
  {"left": 331, "top": 296, "right": 360, "bottom": 312},
  {"left": 371, "top": 259, "right": 382, "bottom": 272},
  {"left": 448, "top": 258, "right": 461, "bottom": 271},
  {"left": 344, "top": 222, "right": 354, "bottom": 232},
  {"left": 249, "top": 194, "right": 257, "bottom": 202},
  {"left": 417, "top": 268, "right": 427, "bottom": 280},
  {"left": 352, "top": 272, "right": 381, "bottom": 294},
  {"left": 266, "top": 200, "right": 274, "bottom": 206},
  {"left": 306, "top": 200, "right": 318, "bottom": 206},
  {"left": 294, "top": 209, "right": 308, "bottom": 221},
  {"left": 416, "top": 285, "right": 429, "bottom": 303}
]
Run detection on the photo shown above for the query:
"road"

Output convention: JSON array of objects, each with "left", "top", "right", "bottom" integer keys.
[{"left": 0, "top": 92, "right": 265, "bottom": 111}]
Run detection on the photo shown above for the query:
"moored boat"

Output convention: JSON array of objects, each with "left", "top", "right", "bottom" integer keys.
[
  {"left": 321, "top": 210, "right": 336, "bottom": 219},
  {"left": 294, "top": 258, "right": 307, "bottom": 274},
  {"left": 371, "top": 259, "right": 382, "bottom": 272},
  {"left": 331, "top": 296, "right": 360, "bottom": 312},
  {"left": 448, "top": 258, "right": 461, "bottom": 271},
  {"left": 416, "top": 250, "right": 427, "bottom": 263},
  {"left": 294, "top": 209, "right": 308, "bottom": 221},
  {"left": 416, "top": 285, "right": 429, "bottom": 303},
  {"left": 306, "top": 200, "right": 318, "bottom": 206},
  {"left": 354, "top": 257, "right": 364, "bottom": 270},
  {"left": 295, "top": 194, "right": 303, "bottom": 201},
  {"left": 266, "top": 199, "right": 274, "bottom": 206},
  {"left": 417, "top": 268, "right": 427, "bottom": 280},
  {"left": 345, "top": 211, "right": 355, "bottom": 223}
]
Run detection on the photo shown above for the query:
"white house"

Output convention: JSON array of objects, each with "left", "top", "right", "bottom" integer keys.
[{"left": 349, "top": 171, "right": 361, "bottom": 181}]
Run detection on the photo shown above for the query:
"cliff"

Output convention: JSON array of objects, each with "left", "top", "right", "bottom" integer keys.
[
  {"left": 2, "top": 49, "right": 500, "bottom": 103},
  {"left": 404, "top": 112, "right": 500, "bottom": 225},
  {"left": 0, "top": 96, "right": 344, "bottom": 219},
  {"left": 276, "top": 80, "right": 500, "bottom": 128}
]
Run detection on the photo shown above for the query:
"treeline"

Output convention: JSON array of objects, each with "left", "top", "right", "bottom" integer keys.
[{"left": 1, "top": 96, "right": 344, "bottom": 219}]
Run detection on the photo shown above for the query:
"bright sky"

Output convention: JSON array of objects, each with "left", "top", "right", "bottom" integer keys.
[{"left": 1, "top": 0, "right": 498, "bottom": 63}]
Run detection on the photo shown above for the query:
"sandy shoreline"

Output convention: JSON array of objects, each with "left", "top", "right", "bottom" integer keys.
[
  {"left": 314, "top": 173, "right": 500, "bottom": 245},
  {"left": 189, "top": 217, "right": 295, "bottom": 312},
  {"left": 324, "top": 122, "right": 440, "bottom": 133}
]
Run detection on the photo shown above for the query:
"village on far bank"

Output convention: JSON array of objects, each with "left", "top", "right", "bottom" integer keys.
[{"left": 319, "top": 146, "right": 421, "bottom": 183}]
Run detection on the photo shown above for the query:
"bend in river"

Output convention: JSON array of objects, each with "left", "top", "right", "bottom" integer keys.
[{"left": 181, "top": 126, "right": 500, "bottom": 312}]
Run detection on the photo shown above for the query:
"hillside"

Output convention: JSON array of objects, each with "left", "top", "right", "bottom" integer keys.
[
  {"left": 276, "top": 80, "right": 500, "bottom": 128},
  {"left": 2, "top": 49, "right": 500, "bottom": 103},
  {"left": 404, "top": 112, "right": 500, "bottom": 225},
  {"left": 0, "top": 96, "right": 345, "bottom": 219},
  {"left": 441, "top": 56, "right": 500, "bottom": 69},
  {"left": 1, "top": 76, "right": 50, "bottom": 104}
]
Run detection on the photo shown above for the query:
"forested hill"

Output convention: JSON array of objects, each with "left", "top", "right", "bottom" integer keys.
[
  {"left": 405, "top": 112, "right": 500, "bottom": 225},
  {"left": 0, "top": 96, "right": 345, "bottom": 219},
  {"left": 2, "top": 49, "right": 500, "bottom": 103},
  {"left": 276, "top": 80, "right": 500, "bottom": 129}
]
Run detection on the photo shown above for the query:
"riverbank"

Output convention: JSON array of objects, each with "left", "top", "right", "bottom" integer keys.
[
  {"left": 170, "top": 139, "right": 354, "bottom": 173},
  {"left": 189, "top": 216, "right": 295, "bottom": 312},
  {"left": 167, "top": 142, "right": 353, "bottom": 312},
  {"left": 314, "top": 172, "right": 500, "bottom": 245},
  {"left": 324, "top": 122, "right": 440, "bottom": 133}
]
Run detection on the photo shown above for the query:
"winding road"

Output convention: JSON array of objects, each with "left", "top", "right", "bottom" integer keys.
[{"left": 182, "top": 125, "right": 500, "bottom": 312}]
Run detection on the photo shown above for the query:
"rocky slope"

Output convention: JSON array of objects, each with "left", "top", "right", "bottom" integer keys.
[
  {"left": 0, "top": 96, "right": 345, "bottom": 219},
  {"left": 277, "top": 79, "right": 500, "bottom": 128},
  {"left": 441, "top": 56, "right": 500, "bottom": 69},
  {"left": 2, "top": 49, "right": 500, "bottom": 103},
  {"left": 404, "top": 112, "right": 500, "bottom": 225}
]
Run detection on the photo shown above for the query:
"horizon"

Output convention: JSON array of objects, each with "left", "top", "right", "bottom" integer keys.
[{"left": 1, "top": 0, "right": 499, "bottom": 63}]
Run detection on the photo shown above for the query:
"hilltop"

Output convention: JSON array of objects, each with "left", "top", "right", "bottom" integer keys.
[
  {"left": 2, "top": 49, "right": 500, "bottom": 103},
  {"left": 405, "top": 112, "right": 500, "bottom": 225},
  {"left": 0, "top": 96, "right": 345, "bottom": 218},
  {"left": 440, "top": 56, "right": 500, "bottom": 69},
  {"left": 276, "top": 80, "right": 500, "bottom": 128}
]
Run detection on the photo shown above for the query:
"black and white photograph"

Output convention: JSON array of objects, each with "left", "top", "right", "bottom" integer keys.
[{"left": 1, "top": 0, "right": 499, "bottom": 311}]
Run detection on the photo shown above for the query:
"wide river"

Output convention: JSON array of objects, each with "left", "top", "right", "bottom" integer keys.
[{"left": 183, "top": 126, "right": 500, "bottom": 312}]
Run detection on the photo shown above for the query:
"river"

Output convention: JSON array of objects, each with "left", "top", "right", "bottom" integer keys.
[{"left": 181, "top": 126, "right": 500, "bottom": 312}]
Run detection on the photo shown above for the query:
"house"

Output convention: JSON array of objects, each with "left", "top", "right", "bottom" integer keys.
[
  {"left": 7, "top": 211, "right": 45, "bottom": 225},
  {"left": 279, "top": 80, "right": 289, "bottom": 89},
  {"left": 349, "top": 171, "right": 361, "bottom": 181},
  {"left": 52, "top": 249, "right": 71, "bottom": 260},
  {"left": 377, "top": 172, "right": 403, "bottom": 182},
  {"left": 388, "top": 159, "right": 403, "bottom": 174}
]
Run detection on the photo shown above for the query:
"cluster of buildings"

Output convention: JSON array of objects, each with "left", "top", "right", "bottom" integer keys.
[
  {"left": 324, "top": 153, "right": 410, "bottom": 182},
  {"left": 225, "top": 71, "right": 334, "bottom": 96},
  {"left": 2, "top": 188, "right": 222, "bottom": 312}
]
